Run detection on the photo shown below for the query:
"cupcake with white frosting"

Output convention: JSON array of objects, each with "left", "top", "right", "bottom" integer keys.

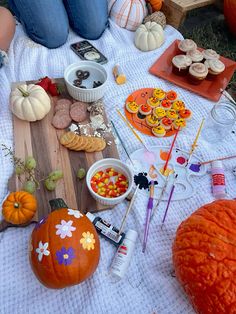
[
  {"left": 189, "top": 62, "right": 208, "bottom": 84},
  {"left": 186, "top": 49, "right": 204, "bottom": 63},
  {"left": 178, "top": 39, "right": 197, "bottom": 53},
  {"left": 204, "top": 59, "right": 225, "bottom": 77},
  {"left": 202, "top": 49, "right": 219, "bottom": 61},
  {"left": 172, "top": 55, "right": 192, "bottom": 76}
]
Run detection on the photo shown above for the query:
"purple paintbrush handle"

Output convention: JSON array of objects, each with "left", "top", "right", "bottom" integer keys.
[
  {"left": 147, "top": 197, "right": 154, "bottom": 210},
  {"left": 142, "top": 198, "right": 153, "bottom": 253}
]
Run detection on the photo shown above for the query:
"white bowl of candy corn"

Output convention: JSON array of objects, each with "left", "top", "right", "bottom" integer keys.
[{"left": 86, "top": 158, "right": 133, "bottom": 206}]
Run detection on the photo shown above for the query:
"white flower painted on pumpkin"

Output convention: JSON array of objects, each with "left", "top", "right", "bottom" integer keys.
[
  {"left": 67, "top": 208, "right": 83, "bottom": 219},
  {"left": 36, "top": 241, "right": 50, "bottom": 262},
  {"left": 55, "top": 220, "right": 76, "bottom": 239}
]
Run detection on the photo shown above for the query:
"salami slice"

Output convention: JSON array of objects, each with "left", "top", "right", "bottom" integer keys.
[
  {"left": 55, "top": 98, "right": 72, "bottom": 112},
  {"left": 70, "top": 102, "right": 88, "bottom": 123},
  {"left": 52, "top": 110, "right": 72, "bottom": 129}
]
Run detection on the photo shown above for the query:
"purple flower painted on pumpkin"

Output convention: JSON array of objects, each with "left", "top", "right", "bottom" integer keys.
[
  {"left": 34, "top": 216, "right": 47, "bottom": 230},
  {"left": 56, "top": 247, "right": 75, "bottom": 266}
]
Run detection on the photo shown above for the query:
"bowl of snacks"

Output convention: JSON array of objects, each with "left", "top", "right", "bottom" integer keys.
[
  {"left": 86, "top": 158, "right": 133, "bottom": 206},
  {"left": 64, "top": 61, "right": 107, "bottom": 102}
]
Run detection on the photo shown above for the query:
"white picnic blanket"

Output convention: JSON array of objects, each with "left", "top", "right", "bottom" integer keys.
[{"left": 1, "top": 19, "right": 236, "bottom": 314}]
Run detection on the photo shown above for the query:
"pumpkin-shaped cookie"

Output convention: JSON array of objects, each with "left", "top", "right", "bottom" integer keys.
[
  {"left": 2, "top": 191, "right": 37, "bottom": 225},
  {"left": 173, "top": 200, "right": 236, "bottom": 313},
  {"left": 30, "top": 199, "right": 100, "bottom": 289}
]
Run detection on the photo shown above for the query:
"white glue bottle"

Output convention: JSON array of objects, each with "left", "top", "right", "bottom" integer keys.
[
  {"left": 211, "top": 160, "right": 227, "bottom": 199},
  {"left": 110, "top": 229, "right": 138, "bottom": 280}
]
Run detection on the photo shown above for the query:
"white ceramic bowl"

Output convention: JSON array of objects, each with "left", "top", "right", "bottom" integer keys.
[
  {"left": 86, "top": 158, "right": 133, "bottom": 206},
  {"left": 64, "top": 61, "right": 107, "bottom": 102}
]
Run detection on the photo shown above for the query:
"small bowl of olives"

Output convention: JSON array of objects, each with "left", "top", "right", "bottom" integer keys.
[{"left": 64, "top": 61, "right": 108, "bottom": 102}]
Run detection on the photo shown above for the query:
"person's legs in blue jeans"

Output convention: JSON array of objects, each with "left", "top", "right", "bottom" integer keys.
[
  {"left": 63, "top": 0, "right": 108, "bottom": 40},
  {"left": 8, "top": 0, "right": 69, "bottom": 48}
]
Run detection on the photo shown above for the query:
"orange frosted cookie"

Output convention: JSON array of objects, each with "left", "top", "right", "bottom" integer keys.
[
  {"left": 161, "top": 99, "right": 172, "bottom": 110},
  {"left": 126, "top": 101, "right": 139, "bottom": 113},
  {"left": 146, "top": 114, "right": 159, "bottom": 127},
  {"left": 160, "top": 117, "right": 173, "bottom": 130},
  {"left": 153, "top": 107, "right": 166, "bottom": 119},
  {"left": 173, "top": 118, "right": 186, "bottom": 130},
  {"left": 179, "top": 109, "right": 192, "bottom": 120},
  {"left": 147, "top": 97, "right": 161, "bottom": 108},
  {"left": 172, "top": 100, "right": 185, "bottom": 111},
  {"left": 139, "top": 104, "right": 152, "bottom": 115},
  {"left": 153, "top": 88, "right": 166, "bottom": 100},
  {"left": 152, "top": 125, "right": 166, "bottom": 137},
  {"left": 166, "top": 109, "right": 178, "bottom": 120},
  {"left": 166, "top": 90, "right": 178, "bottom": 101}
]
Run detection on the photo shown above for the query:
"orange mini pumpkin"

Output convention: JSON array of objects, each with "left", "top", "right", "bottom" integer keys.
[
  {"left": 30, "top": 199, "right": 100, "bottom": 289},
  {"left": 147, "top": 0, "right": 162, "bottom": 12},
  {"left": 2, "top": 191, "right": 37, "bottom": 225},
  {"left": 173, "top": 199, "right": 236, "bottom": 314}
]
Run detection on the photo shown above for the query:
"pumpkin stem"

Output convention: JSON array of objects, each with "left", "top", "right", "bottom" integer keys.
[
  {"left": 17, "top": 86, "right": 30, "bottom": 97},
  {"left": 49, "top": 198, "right": 68, "bottom": 212},
  {"left": 14, "top": 202, "right": 19, "bottom": 208}
]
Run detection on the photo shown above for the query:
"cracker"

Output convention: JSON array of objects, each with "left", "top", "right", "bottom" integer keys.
[{"left": 60, "top": 132, "right": 77, "bottom": 146}]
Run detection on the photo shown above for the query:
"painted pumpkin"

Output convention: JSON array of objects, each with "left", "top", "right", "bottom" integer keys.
[
  {"left": 30, "top": 199, "right": 100, "bottom": 289},
  {"left": 146, "top": 0, "right": 162, "bottom": 12},
  {"left": 224, "top": 0, "right": 236, "bottom": 37},
  {"left": 108, "top": 0, "right": 148, "bottom": 31},
  {"left": 10, "top": 84, "right": 51, "bottom": 122},
  {"left": 173, "top": 199, "right": 236, "bottom": 313},
  {"left": 2, "top": 191, "right": 37, "bottom": 225},
  {"left": 135, "top": 21, "right": 164, "bottom": 51}
]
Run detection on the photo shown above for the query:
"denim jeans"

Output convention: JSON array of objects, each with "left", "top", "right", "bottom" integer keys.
[{"left": 8, "top": 0, "right": 108, "bottom": 48}]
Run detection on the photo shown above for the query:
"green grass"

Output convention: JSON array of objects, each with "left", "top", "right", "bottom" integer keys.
[{"left": 0, "top": 0, "right": 8, "bottom": 7}]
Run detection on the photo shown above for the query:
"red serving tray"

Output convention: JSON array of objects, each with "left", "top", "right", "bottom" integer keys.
[{"left": 149, "top": 39, "right": 236, "bottom": 102}]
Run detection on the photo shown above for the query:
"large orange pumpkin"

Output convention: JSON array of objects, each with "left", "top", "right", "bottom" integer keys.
[
  {"left": 172, "top": 199, "right": 236, "bottom": 314},
  {"left": 30, "top": 199, "right": 100, "bottom": 289},
  {"left": 146, "top": 0, "right": 163, "bottom": 12},
  {"left": 224, "top": 0, "right": 236, "bottom": 37}
]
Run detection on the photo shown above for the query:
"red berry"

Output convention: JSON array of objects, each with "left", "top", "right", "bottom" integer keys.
[
  {"left": 48, "top": 82, "right": 59, "bottom": 96},
  {"left": 36, "top": 76, "right": 52, "bottom": 91}
]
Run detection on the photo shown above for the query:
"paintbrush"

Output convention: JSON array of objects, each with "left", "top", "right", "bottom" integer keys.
[
  {"left": 161, "top": 174, "right": 178, "bottom": 228},
  {"left": 116, "top": 109, "right": 150, "bottom": 151},
  {"left": 220, "top": 88, "right": 236, "bottom": 105},
  {"left": 199, "top": 154, "right": 236, "bottom": 166},
  {"left": 111, "top": 120, "right": 134, "bottom": 166},
  {"left": 118, "top": 185, "right": 139, "bottom": 236},
  {"left": 186, "top": 118, "right": 205, "bottom": 167},
  {"left": 163, "top": 126, "right": 180, "bottom": 173},
  {"left": 142, "top": 181, "right": 155, "bottom": 253}
]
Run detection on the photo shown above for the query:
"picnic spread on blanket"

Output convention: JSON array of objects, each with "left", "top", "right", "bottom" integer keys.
[{"left": 1, "top": 1, "right": 236, "bottom": 314}]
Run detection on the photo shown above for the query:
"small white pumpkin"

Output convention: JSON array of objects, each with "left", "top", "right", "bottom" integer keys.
[
  {"left": 10, "top": 84, "right": 51, "bottom": 122},
  {"left": 134, "top": 21, "right": 165, "bottom": 52}
]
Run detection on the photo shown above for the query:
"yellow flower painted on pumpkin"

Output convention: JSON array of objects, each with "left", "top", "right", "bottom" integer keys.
[{"left": 80, "top": 231, "right": 95, "bottom": 250}]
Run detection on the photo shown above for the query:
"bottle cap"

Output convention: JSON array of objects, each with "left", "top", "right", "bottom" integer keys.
[
  {"left": 125, "top": 229, "right": 138, "bottom": 242},
  {"left": 86, "top": 212, "right": 95, "bottom": 222},
  {"left": 212, "top": 160, "right": 223, "bottom": 168}
]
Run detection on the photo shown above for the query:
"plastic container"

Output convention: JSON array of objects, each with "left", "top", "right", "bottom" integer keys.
[
  {"left": 86, "top": 158, "right": 133, "bottom": 206},
  {"left": 64, "top": 61, "right": 107, "bottom": 102},
  {"left": 211, "top": 160, "right": 226, "bottom": 199},
  {"left": 110, "top": 229, "right": 138, "bottom": 280}
]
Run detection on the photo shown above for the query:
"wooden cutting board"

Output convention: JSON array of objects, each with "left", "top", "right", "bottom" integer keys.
[{"left": 7, "top": 78, "right": 119, "bottom": 225}]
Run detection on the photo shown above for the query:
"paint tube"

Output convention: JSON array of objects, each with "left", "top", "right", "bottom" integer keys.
[{"left": 86, "top": 212, "right": 125, "bottom": 246}]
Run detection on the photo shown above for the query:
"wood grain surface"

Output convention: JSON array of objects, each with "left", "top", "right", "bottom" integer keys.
[{"left": 8, "top": 78, "right": 119, "bottom": 225}]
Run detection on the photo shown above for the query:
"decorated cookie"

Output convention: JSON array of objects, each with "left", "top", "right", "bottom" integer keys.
[
  {"left": 179, "top": 109, "right": 192, "bottom": 120},
  {"left": 166, "top": 109, "right": 178, "bottom": 120},
  {"left": 147, "top": 97, "right": 161, "bottom": 108},
  {"left": 153, "top": 88, "right": 166, "bottom": 100},
  {"left": 126, "top": 101, "right": 139, "bottom": 113},
  {"left": 139, "top": 104, "right": 152, "bottom": 115},
  {"left": 172, "top": 100, "right": 185, "bottom": 111},
  {"left": 153, "top": 107, "right": 166, "bottom": 119},
  {"left": 152, "top": 125, "right": 166, "bottom": 137},
  {"left": 166, "top": 90, "right": 178, "bottom": 101},
  {"left": 160, "top": 117, "right": 173, "bottom": 130},
  {"left": 161, "top": 99, "right": 172, "bottom": 110},
  {"left": 146, "top": 114, "right": 159, "bottom": 127},
  {"left": 174, "top": 118, "right": 186, "bottom": 130}
]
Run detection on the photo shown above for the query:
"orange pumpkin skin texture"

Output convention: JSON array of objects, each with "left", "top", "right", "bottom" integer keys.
[
  {"left": 224, "top": 0, "right": 236, "bottom": 37},
  {"left": 2, "top": 191, "right": 37, "bottom": 224},
  {"left": 172, "top": 200, "right": 236, "bottom": 314},
  {"left": 147, "top": 0, "right": 162, "bottom": 11},
  {"left": 30, "top": 207, "right": 100, "bottom": 289}
]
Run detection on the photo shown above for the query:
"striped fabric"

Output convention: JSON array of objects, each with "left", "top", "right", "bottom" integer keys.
[{"left": 108, "top": 0, "right": 148, "bottom": 31}]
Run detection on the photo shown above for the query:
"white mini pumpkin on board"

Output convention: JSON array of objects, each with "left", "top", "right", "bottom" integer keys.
[
  {"left": 134, "top": 21, "right": 165, "bottom": 52},
  {"left": 10, "top": 84, "right": 51, "bottom": 122},
  {"left": 108, "top": 0, "right": 147, "bottom": 31}
]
